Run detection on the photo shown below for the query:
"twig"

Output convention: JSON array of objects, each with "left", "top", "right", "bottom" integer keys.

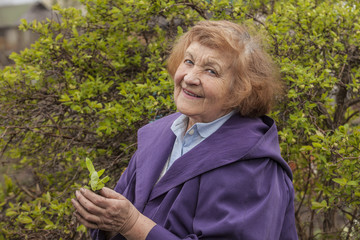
[
  {"left": 59, "top": 166, "right": 82, "bottom": 198},
  {"left": 0, "top": 135, "right": 14, "bottom": 160},
  {"left": 345, "top": 110, "right": 359, "bottom": 124},
  {"left": 14, "top": 176, "right": 37, "bottom": 199},
  {"left": 347, "top": 97, "right": 360, "bottom": 108}
]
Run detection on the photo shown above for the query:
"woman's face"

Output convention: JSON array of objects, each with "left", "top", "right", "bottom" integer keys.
[{"left": 174, "top": 41, "right": 234, "bottom": 126}]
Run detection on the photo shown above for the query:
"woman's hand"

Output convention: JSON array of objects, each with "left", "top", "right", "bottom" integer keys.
[{"left": 71, "top": 187, "right": 156, "bottom": 240}]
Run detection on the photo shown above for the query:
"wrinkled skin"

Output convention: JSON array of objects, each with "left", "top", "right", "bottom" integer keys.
[
  {"left": 72, "top": 187, "right": 155, "bottom": 240},
  {"left": 173, "top": 41, "right": 234, "bottom": 129}
]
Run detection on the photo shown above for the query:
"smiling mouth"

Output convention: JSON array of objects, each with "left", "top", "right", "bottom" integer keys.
[{"left": 183, "top": 89, "right": 202, "bottom": 98}]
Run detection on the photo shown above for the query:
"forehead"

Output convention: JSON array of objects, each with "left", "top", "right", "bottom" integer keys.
[{"left": 185, "top": 41, "right": 233, "bottom": 66}]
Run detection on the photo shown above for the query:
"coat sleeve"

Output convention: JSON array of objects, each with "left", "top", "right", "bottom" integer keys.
[
  {"left": 146, "top": 158, "right": 298, "bottom": 240},
  {"left": 90, "top": 152, "right": 139, "bottom": 240}
]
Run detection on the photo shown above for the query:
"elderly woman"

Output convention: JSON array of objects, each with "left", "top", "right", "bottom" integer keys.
[{"left": 72, "top": 20, "right": 298, "bottom": 240}]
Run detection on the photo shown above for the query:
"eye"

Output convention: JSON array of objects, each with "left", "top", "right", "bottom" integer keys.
[
  {"left": 184, "top": 59, "right": 194, "bottom": 65},
  {"left": 206, "top": 69, "right": 218, "bottom": 76}
]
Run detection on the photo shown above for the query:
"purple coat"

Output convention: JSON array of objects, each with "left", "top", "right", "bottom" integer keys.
[{"left": 92, "top": 113, "right": 298, "bottom": 240}]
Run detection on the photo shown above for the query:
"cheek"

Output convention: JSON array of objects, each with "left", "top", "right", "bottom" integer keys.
[
  {"left": 174, "top": 74, "right": 181, "bottom": 86},
  {"left": 204, "top": 83, "right": 231, "bottom": 106},
  {"left": 173, "top": 72, "right": 182, "bottom": 97},
  {"left": 173, "top": 65, "right": 186, "bottom": 85},
  {"left": 173, "top": 76, "right": 181, "bottom": 94},
  {"left": 208, "top": 82, "right": 227, "bottom": 98}
]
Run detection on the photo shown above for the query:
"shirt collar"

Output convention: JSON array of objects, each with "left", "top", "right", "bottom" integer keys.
[
  {"left": 171, "top": 111, "right": 236, "bottom": 139},
  {"left": 196, "top": 111, "right": 235, "bottom": 138},
  {"left": 171, "top": 114, "right": 188, "bottom": 140}
]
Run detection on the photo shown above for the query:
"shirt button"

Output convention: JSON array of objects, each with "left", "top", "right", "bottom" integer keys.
[{"left": 188, "top": 129, "right": 194, "bottom": 135}]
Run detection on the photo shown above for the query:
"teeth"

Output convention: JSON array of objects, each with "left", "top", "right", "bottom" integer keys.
[{"left": 184, "top": 89, "right": 200, "bottom": 97}]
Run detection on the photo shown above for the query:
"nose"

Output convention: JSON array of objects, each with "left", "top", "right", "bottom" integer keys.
[{"left": 183, "top": 68, "right": 200, "bottom": 85}]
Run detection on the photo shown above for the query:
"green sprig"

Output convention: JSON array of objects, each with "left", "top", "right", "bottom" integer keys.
[{"left": 85, "top": 158, "right": 110, "bottom": 191}]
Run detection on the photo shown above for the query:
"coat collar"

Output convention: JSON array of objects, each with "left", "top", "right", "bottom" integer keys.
[{"left": 135, "top": 113, "right": 289, "bottom": 204}]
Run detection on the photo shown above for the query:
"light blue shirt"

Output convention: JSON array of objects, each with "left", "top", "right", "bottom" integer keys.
[{"left": 159, "top": 111, "right": 235, "bottom": 178}]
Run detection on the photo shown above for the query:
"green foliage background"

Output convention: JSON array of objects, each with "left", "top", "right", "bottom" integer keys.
[{"left": 0, "top": 0, "right": 359, "bottom": 239}]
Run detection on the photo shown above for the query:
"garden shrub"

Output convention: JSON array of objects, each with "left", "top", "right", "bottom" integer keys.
[{"left": 0, "top": 0, "right": 359, "bottom": 239}]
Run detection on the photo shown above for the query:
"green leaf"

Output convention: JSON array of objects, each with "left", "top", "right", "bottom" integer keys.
[
  {"left": 99, "top": 176, "right": 110, "bottom": 184},
  {"left": 45, "top": 191, "right": 51, "bottom": 202},
  {"left": 97, "top": 169, "right": 105, "bottom": 177},
  {"left": 311, "top": 200, "right": 328, "bottom": 213},
  {"left": 312, "top": 142, "right": 323, "bottom": 148},
  {"left": 55, "top": 33, "right": 63, "bottom": 42},
  {"left": 3, "top": 174, "right": 13, "bottom": 193},
  {"left": 86, "top": 158, "right": 95, "bottom": 175},
  {"left": 72, "top": 26, "right": 79, "bottom": 37},
  {"left": 300, "top": 145, "right": 313, "bottom": 151},
  {"left": 76, "top": 224, "right": 87, "bottom": 232},
  {"left": 347, "top": 181, "right": 358, "bottom": 186},
  {"left": 332, "top": 178, "right": 347, "bottom": 186},
  {"left": 43, "top": 218, "right": 53, "bottom": 226},
  {"left": 94, "top": 183, "right": 104, "bottom": 191},
  {"left": 18, "top": 215, "right": 33, "bottom": 224},
  {"left": 90, "top": 171, "right": 99, "bottom": 191},
  {"left": 5, "top": 210, "right": 18, "bottom": 217}
]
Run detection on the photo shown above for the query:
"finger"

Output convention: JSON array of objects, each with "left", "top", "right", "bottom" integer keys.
[
  {"left": 99, "top": 187, "right": 125, "bottom": 200},
  {"left": 73, "top": 211, "right": 98, "bottom": 230},
  {"left": 71, "top": 198, "right": 100, "bottom": 223},
  {"left": 75, "top": 190, "right": 104, "bottom": 216},
  {"left": 80, "top": 187, "right": 102, "bottom": 199},
  {"left": 80, "top": 188, "right": 114, "bottom": 209}
]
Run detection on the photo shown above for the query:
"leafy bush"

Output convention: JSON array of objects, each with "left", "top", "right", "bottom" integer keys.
[
  {"left": 267, "top": 1, "right": 360, "bottom": 238},
  {"left": 0, "top": 0, "right": 359, "bottom": 239}
]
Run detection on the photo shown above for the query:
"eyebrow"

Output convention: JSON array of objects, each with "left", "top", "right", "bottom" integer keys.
[
  {"left": 184, "top": 51, "right": 194, "bottom": 59},
  {"left": 204, "top": 59, "right": 221, "bottom": 70},
  {"left": 184, "top": 51, "right": 223, "bottom": 71}
]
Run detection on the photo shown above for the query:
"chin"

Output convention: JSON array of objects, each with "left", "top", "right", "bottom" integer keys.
[{"left": 177, "top": 108, "right": 192, "bottom": 116}]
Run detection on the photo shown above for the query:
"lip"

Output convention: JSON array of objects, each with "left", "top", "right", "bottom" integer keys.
[{"left": 183, "top": 88, "right": 202, "bottom": 98}]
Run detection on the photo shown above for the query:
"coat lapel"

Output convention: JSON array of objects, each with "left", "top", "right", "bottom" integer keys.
[
  {"left": 148, "top": 114, "right": 271, "bottom": 201},
  {"left": 134, "top": 113, "right": 178, "bottom": 210}
]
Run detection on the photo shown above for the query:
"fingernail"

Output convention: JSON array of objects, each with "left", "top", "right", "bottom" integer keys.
[
  {"left": 80, "top": 188, "right": 85, "bottom": 193},
  {"left": 75, "top": 190, "right": 79, "bottom": 196}
]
